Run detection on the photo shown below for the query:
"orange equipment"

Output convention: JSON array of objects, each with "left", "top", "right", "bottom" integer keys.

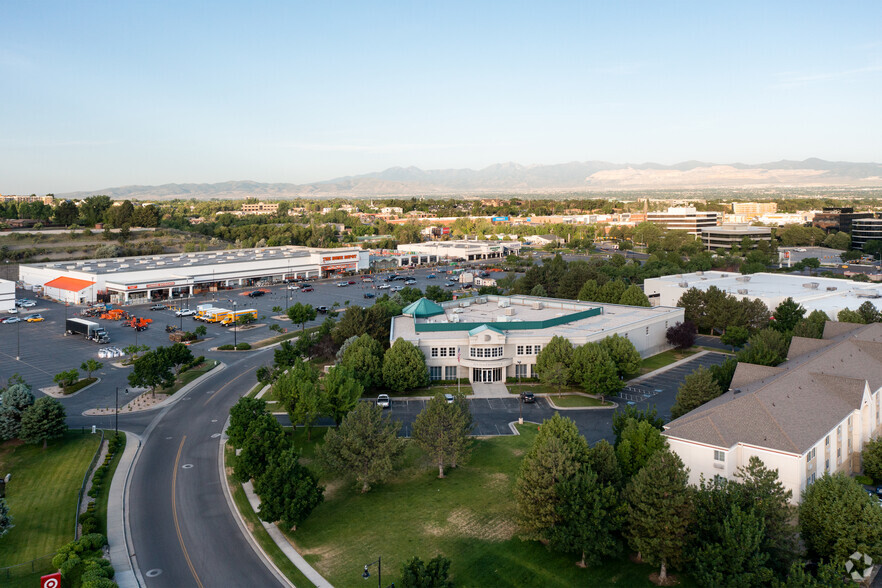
[
  {"left": 124, "top": 317, "right": 153, "bottom": 329},
  {"left": 100, "top": 309, "right": 130, "bottom": 320}
]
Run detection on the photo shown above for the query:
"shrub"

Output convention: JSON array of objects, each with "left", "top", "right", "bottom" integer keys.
[
  {"left": 236, "top": 342, "right": 251, "bottom": 350},
  {"left": 855, "top": 474, "right": 873, "bottom": 485},
  {"left": 218, "top": 344, "right": 234, "bottom": 350}
]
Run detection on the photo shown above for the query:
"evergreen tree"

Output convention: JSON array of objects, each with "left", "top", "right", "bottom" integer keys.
[
  {"left": 382, "top": 338, "right": 429, "bottom": 393},
  {"left": 515, "top": 436, "right": 582, "bottom": 541},
  {"left": 837, "top": 308, "right": 866, "bottom": 324},
  {"left": 549, "top": 465, "right": 624, "bottom": 568},
  {"left": 709, "top": 357, "right": 737, "bottom": 392},
  {"left": 571, "top": 343, "right": 620, "bottom": 400},
  {"left": 692, "top": 504, "right": 774, "bottom": 587},
  {"left": 670, "top": 366, "right": 722, "bottom": 419},
  {"left": 530, "top": 284, "right": 547, "bottom": 297},
  {"left": 411, "top": 393, "right": 473, "bottom": 478},
  {"left": 227, "top": 396, "right": 268, "bottom": 448},
  {"left": 611, "top": 405, "right": 664, "bottom": 446},
  {"left": 625, "top": 450, "right": 694, "bottom": 584},
  {"left": 862, "top": 437, "right": 882, "bottom": 483},
  {"left": 576, "top": 279, "right": 599, "bottom": 302},
  {"left": 399, "top": 555, "right": 454, "bottom": 588},
  {"left": 586, "top": 439, "right": 622, "bottom": 488},
  {"left": 19, "top": 397, "right": 66, "bottom": 449},
  {"left": 737, "top": 328, "right": 789, "bottom": 366},
  {"left": 254, "top": 445, "right": 324, "bottom": 531},
  {"left": 858, "top": 300, "right": 880, "bottom": 324},
  {"left": 771, "top": 298, "right": 806, "bottom": 333},
  {"left": 792, "top": 310, "right": 829, "bottom": 339},
  {"left": 618, "top": 284, "right": 650, "bottom": 306},
  {"left": 234, "top": 412, "right": 287, "bottom": 482},
  {"left": 0, "top": 406, "right": 22, "bottom": 442},
  {"left": 615, "top": 418, "right": 667, "bottom": 479},
  {"left": 340, "top": 334, "right": 385, "bottom": 390},
  {"left": 1, "top": 382, "right": 35, "bottom": 411},
  {"left": 317, "top": 401, "right": 405, "bottom": 493},
  {"left": 0, "top": 497, "right": 13, "bottom": 538}
]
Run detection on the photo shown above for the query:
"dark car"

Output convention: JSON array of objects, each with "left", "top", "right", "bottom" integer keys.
[
  {"left": 363, "top": 292, "right": 376, "bottom": 299},
  {"left": 316, "top": 306, "right": 329, "bottom": 314},
  {"left": 348, "top": 280, "right": 357, "bottom": 285},
  {"left": 149, "top": 304, "right": 166, "bottom": 311},
  {"left": 301, "top": 286, "right": 314, "bottom": 292},
  {"left": 520, "top": 391, "right": 536, "bottom": 404},
  {"left": 248, "top": 290, "right": 265, "bottom": 298}
]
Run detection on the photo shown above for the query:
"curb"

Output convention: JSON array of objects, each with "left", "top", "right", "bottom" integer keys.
[
  {"left": 40, "top": 376, "right": 102, "bottom": 399},
  {"left": 544, "top": 396, "right": 619, "bottom": 411},
  {"left": 107, "top": 431, "right": 143, "bottom": 588},
  {"left": 628, "top": 350, "right": 711, "bottom": 385},
  {"left": 218, "top": 431, "right": 294, "bottom": 588}
]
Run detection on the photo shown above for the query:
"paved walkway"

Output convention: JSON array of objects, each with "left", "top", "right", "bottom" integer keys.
[
  {"left": 107, "top": 432, "right": 141, "bottom": 588},
  {"left": 469, "top": 382, "right": 510, "bottom": 398},
  {"left": 629, "top": 350, "right": 713, "bottom": 385}
]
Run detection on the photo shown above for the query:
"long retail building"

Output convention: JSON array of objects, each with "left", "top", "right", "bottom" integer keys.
[
  {"left": 391, "top": 295, "right": 683, "bottom": 384},
  {"left": 19, "top": 246, "right": 368, "bottom": 304}
]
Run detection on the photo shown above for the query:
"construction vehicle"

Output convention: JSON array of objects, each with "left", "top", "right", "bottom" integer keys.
[
  {"left": 124, "top": 317, "right": 153, "bottom": 331},
  {"left": 165, "top": 324, "right": 179, "bottom": 333},
  {"left": 220, "top": 308, "right": 257, "bottom": 327},
  {"left": 65, "top": 318, "right": 110, "bottom": 343},
  {"left": 100, "top": 309, "right": 130, "bottom": 321},
  {"left": 202, "top": 308, "right": 232, "bottom": 323}
]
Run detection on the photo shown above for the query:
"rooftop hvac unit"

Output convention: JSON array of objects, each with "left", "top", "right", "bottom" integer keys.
[
  {"left": 695, "top": 271, "right": 704, "bottom": 276},
  {"left": 498, "top": 299, "right": 510, "bottom": 308},
  {"left": 503, "top": 307, "right": 515, "bottom": 316},
  {"left": 462, "top": 301, "right": 471, "bottom": 307},
  {"left": 452, "top": 308, "right": 464, "bottom": 313},
  {"left": 736, "top": 276, "right": 752, "bottom": 282},
  {"left": 476, "top": 297, "right": 487, "bottom": 304},
  {"left": 496, "top": 315, "right": 508, "bottom": 322},
  {"left": 156, "top": 262, "right": 165, "bottom": 266},
  {"left": 97, "top": 263, "right": 106, "bottom": 267},
  {"left": 802, "top": 282, "right": 819, "bottom": 289},
  {"left": 678, "top": 282, "right": 689, "bottom": 288},
  {"left": 826, "top": 287, "right": 838, "bottom": 291},
  {"left": 532, "top": 301, "right": 543, "bottom": 310},
  {"left": 152, "top": 256, "right": 161, "bottom": 260},
  {"left": 119, "top": 264, "right": 129, "bottom": 268},
  {"left": 737, "top": 289, "right": 748, "bottom": 295},
  {"left": 449, "top": 314, "right": 460, "bottom": 323},
  {"left": 66, "top": 265, "right": 76, "bottom": 269}
]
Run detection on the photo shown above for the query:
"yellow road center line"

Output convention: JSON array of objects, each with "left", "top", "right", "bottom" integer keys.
[
  {"left": 172, "top": 435, "right": 203, "bottom": 588},
  {"left": 202, "top": 366, "right": 255, "bottom": 407}
]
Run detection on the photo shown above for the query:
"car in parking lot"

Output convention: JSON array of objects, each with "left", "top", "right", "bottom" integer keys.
[
  {"left": 20, "top": 301, "right": 37, "bottom": 308},
  {"left": 4, "top": 316, "right": 21, "bottom": 324},
  {"left": 287, "top": 284, "right": 300, "bottom": 290},
  {"left": 363, "top": 292, "right": 375, "bottom": 299},
  {"left": 362, "top": 277, "right": 373, "bottom": 283},
  {"left": 378, "top": 284, "right": 390, "bottom": 290},
  {"left": 445, "top": 282, "right": 457, "bottom": 288},
  {"left": 519, "top": 391, "right": 536, "bottom": 403},
  {"left": 444, "top": 393, "right": 454, "bottom": 404},
  {"left": 376, "top": 394, "right": 391, "bottom": 409},
  {"left": 25, "top": 314, "right": 44, "bottom": 322},
  {"left": 348, "top": 280, "right": 357, "bottom": 285},
  {"left": 175, "top": 308, "right": 196, "bottom": 317},
  {"left": 248, "top": 290, "right": 265, "bottom": 298},
  {"left": 336, "top": 282, "right": 349, "bottom": 287},
  {"left": 7, "top": 308, "right": 18, "bottom": 314},
  {"left": 301, "top": 286, "right": 314, "bottom": 292},
  {"left": 149, "top": 303, "right": 166, "bottom": 311},
  {"left": 426, "top": 274, "right": 436, "bottom": 279},
  {"left": 390, "top": 286, "right": 403, "bottom": 292},
  {"left": 404, "top": 279, "right": 417, "bottom": 285},
  {"left": 316, "top": 306, "right": 329, "bottom": 314}
]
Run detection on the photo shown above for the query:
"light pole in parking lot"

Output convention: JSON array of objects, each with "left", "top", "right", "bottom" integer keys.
[
  {"left": 517, "top": 360, "right": 523, "bottom": 424},
  {"left": 16, "top": 318, "right": 20, "bottom": 360},
  {"left": 115, "top": 387, "right": 128, "bottom": 436},
  {"left": 233, "top": 301, "right": 237, "bottom": 348}
]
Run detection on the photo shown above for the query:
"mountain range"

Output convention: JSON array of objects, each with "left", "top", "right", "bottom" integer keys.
[{"left": 58, "top": 158, "right": 882, "bottom": 200}]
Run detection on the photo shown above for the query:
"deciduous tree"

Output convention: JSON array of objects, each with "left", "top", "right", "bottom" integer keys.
[
  {"left": 670, "top": 366, "right": 722, "bottom": 419},
  {"left": 666, "top": 321, "right": 697, "bottom": 349},
  {"left": 254, "top": 445, "right": 324, "bottom": 531},
  {"left": 234, "top": 412, "right": 287, "bottom": 482},
  {"left": 737, "top": 328, "right": 789, "bottom": 366},
  {"left": 721, "top": 326, "right": 749, "bottom": 350},
  {"left": 862, "top": 437, "right": 882, "bottom": 483},
  {"left": 287, "top": 302, "right": 317, "bottom": 330},
  {"left": 323, "top": 365, "right": 363, "bottom": 426},
  {"left": 399, "top": 555, "right": 454, "bottom": 588},
  {"left": 227, "top": 396, "right": 268, "bottom": 449},
  {"left": 0, "top": 498, "right": 12, "bottom": 538},
  {"left": 612, "top": 405, "right": 664, "bottom": 447},
  {"left": 411, "top": 393, "right": 473, "bottom": 478},
  {"left": 618, "top": 284, "right": 650, "bottom": 306},
  {"left": 382, "top": 338, "right": 429, "bottom": 393},
  {"left": 80, "top": 359, "right": 102, "bottom": 379},
  {"left": 599, "top": 334, "right": 641, "bottom": 379},
  {"left": 339, "top": 334, "right": 384, "bottom": 390},
  {"left": 771, "top": 298, "right": 806, "bottom": 333},
  {"left": 571, "top": 343, "right": 620, "bottom": 400}
]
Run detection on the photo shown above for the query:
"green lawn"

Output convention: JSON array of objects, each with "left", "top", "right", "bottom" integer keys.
[
  {"left": 224, "top": 445, "right": 316, "bottom": 588},
  {"left": 157, "top": 359, "right": 219, "bottom": 395},
  {"left": 252, "top": 325, "right": 321, "bottom": 349},
  {"left": 507, "top": 383, "right": 583, "bottom": 396},
  {"left": 632, "top": 348, "right": 698, "bottom": 378},
  {"left": 0, "top": 432, "right": 101, "bottom": 567},
  {"left": 547, "top": 395, "right": 614, "bottom": 408},
  {"left": 281, "top": 425, "right": 688, "bottom": 588},
  {"left": 95, "top": 433, "right": 127, "bottom": 536},
  {"left": 63, "top": 376, "right": 98, "bottom": 395}
]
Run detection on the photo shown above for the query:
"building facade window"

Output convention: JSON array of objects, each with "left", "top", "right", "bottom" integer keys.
[
  {"left": 429, "top": 366, "right": 442, "bottom": 381},
  {"left": 826, "top": 458, "right": 830, "bottom": 472},
  {"left": 534, "top": 344, "right": 541, "bottom": 354},
  {"left": 440, "top": 348, "right": 448, "bottom": 357},
  {"left": 515, "top": 364, "right": 527, "bottom": 378},
  {"left": 713, "top": 450, "right": 725, "bottom": 462},
  {"left": 645, "top": 326, "right": 650, "bottom": 336},
  {"left": 431, "top": 348, "right": 438, "bottom": 358},
  {"left": 825, "top": 436, "right": 830, "bottom": 446},
  {"left": 807, "top": 448, "right": 816, "bottom": 462},
  {"left": 444, "top": 366, "right": 457, "bottom": 380},
  {"left": 448, "top": 347, "right": 455, "bottom": 357}
]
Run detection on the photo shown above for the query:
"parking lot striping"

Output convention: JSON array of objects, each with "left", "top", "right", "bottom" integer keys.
[
  {"left": 172, "top": 435, "right": 204, "bottom": 588},
  {"left": 202, "top": 366, "right": 255, "bottom": 407},
  {"left": 0, "top": 351, "right": 55, "bottom": 376}
]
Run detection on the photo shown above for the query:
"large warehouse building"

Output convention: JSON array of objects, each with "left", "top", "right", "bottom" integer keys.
[
  {"left": 0, "top": 278, "right": 14, "bottom": 313},
  {"left": 19, "top": 246, "right": 369, "bottom": 304},
  {"left": 396, "top": 240, "right": 521, "bottom": 262},
  {"left": 391, "top": 295, "right": 683, "bottom": 384},
  {"left": 644, "top": 271, "right": 882, "bottom": 318}
]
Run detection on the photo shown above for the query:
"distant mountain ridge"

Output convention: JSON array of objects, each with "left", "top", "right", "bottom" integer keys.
[{"left": 58, "top": 158, "right": 882, "bottom": 200}]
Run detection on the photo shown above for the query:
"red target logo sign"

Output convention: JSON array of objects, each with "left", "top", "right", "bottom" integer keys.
[{"left": 41, "top": 572, "right": 61, "bottom": 588}]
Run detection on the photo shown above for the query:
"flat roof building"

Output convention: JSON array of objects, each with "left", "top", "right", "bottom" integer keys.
[
  {"left": 852, "top": 218, "right": 882, "bottom": 252},
  {"left": 391, "top": 295, "right": 683, "bottom": 384},
  {"left": 0, "top": 279, "right": 13, "bottom": 313},
  {"left": 644, "top": 271, "right": 882, "bottom": 318},
  {"left": 812, "top": 207, "right": 874, "bottom": 233},
  {"left": 19, "top": 246, "right": 368, "bottom": 304},
  {"left": 396, "top": 240, "right": 521, "bottom": 262},
  {"left": 731, "top": 202, "right": 777, "bottom": 216},
  {"left": 646, "top": 207, "right": 721, "bottom": 235},
  {"left": 699, "top": 224, "right": 772, "bottom": 251}
]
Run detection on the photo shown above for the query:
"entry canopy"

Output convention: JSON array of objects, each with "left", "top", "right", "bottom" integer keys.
[{"left": 402, "top": 297, "right": 446, "bottom": 318}]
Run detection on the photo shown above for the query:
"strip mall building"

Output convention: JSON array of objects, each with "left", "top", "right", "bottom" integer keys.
[{"left": 19, "top": 246, "right": 369, "bottom": 304}]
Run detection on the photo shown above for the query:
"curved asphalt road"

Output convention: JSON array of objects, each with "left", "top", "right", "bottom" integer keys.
[{"left": 116, "top": 349, "right": 282, "bottom": 588}]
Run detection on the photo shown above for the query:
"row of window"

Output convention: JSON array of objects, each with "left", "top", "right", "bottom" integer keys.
[
  {"left": 429, "top": 366, "right": 460, "bottom": 381},
  {"left": 515, "top": 345, "right": 542, "bottom": 356},
  {"left": 430, "top": 347, "right": 457, "bottom": 358},
  {"left": 471, "top": 346, "right": 504, "bottom": 358}
]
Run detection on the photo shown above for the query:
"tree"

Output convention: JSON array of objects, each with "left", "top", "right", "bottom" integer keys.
[
  {"left": 382, "top": 338, "right": 429, "bottom": 393},
  {"left": 339, "top": 334, "right": 384, "bottom": 390},
  {"left": 721, "top": 326, "right": 749, "bottom": 350},
  {"left": 586, "top": 439, "right": 622, "bottom": 488},
  {"left": 615, "top": 418, "right": 667, "bottom": 480},
  {"left": 837, "top": 308, "right": 866, "bottom": 324},
  {"left": 865, "top": 240, "right": 882, "bottom": 260},
  {"left": 530, "top": 284, "right": 547, "bottom": 297},
  {"left": 516, "top": 436, "right": 582, "bottom": 541},
  {"left": 399, "top": 555, "right": 454, "bottom": 588},
  {"left": 670, "top": 366, "right": 722, "bottom": 419},
  {"left": 128, "top": 350, "right": 174, "bottom": 394},
  {"left": 53, "top": 369, "right": 79, "bottom": 389},
  {"left": 549, "top": 465, "right": 624, "bottom": 568},
  {"left": 666, "top": 321, "right": 697, "bottom": 349},
  {"left": 291, "top": 379, "right": 326, "bottom": 441},
  {"left": 535, "top": 335, "right": 574, "bottom": 380},
  {"left": 194, "top": 324, "right": 207, "bottom": 337},
  {"left": 771, "top": 298, "right": 806, "bottom": 333},
  {"left": 2, "top": 382, "right": 34, "bottom": 411},
  {"left": 254, "top": 445, "right": 324, "bottom": 531},
  {"left": 612, "top": 405, "right": 664, "bottom": 447},
  {"left": 398, "top": 286, "right": 423, "bottom": 304},
  {"left": 287, "top": 302, "right": 317, "bottom": 330},
  {"left": 577, "top": 279, "right": 599, "bottom": 302},
  {"left": 737, "top": 328, "right": 789, "bottom": 366},
  {"left": 227, "top": 396, "right": 268, "bottom": 449},
  {"left": 80, "top": 359, "right": 102, "bottom": 379},
  {"left": 709, "top": 357, "right": 737, "bottom": 392},
  {"left": 823, "top": 231, "right": 851, "bottom": 251},
  {"left": 599, "top": 280, "right": 627, "bottom": 304},
  {"left": 235, "top": 412, "right": 287, "bottom": 482},
  {"left": 858, "top": 300, "right": 880, "bottom": 324},
  {"left": 618, "top": 284, "right": 650, "bottom": 306},
  {"left": 0, "top": 498, "right": 12, "bottom": 538},
  {"left": 0, "top": 407, "right": 22, "bottom": 442},
  {"left": 799, "top": 473, "right": 882, "bottom": 563},
  {"left": 571, "top": 343, "right": 620, "bottom": 400},
  {"left": 411, "top": 393, "right": 473, "bottom": 478},
  {"left": 625, "top": 450, "right": 694, "bottom": 584},
  {"left": 424, "top": 284, "right": 453, "bottom": 302},
  {"left": 323, "top": 365, "right": 364, "bottom": 426},
  {"left": 317, "top": 401, "right": 405, "bottom": 492},
  {"left": 793, "top": 310, "right": 829, "bottom": 339},
  {"left": 692, "top": 504, "right": 774, "bottom": 587},
  {"left": 599, "top": 334, "right": 641, "bottom": 379},
  {"left": 54, "top": 200, "right": 79, "bottom": 225},
  {"left": 20, "top": 397, "right": 67, "bottom": 449},
  {"left": 862, "top": 437, "right": 882, "bottom": 483}
]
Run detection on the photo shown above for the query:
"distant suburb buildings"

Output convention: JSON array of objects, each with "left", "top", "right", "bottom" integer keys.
[
  {"left": 665, "top": 321, "right": 882, "bottom": 504},
  {"left": 645, "top": 207, "right": 721, "bottom": 235},
  {"left": 391, "top": 295, "right": 683, "bottom": 384}
]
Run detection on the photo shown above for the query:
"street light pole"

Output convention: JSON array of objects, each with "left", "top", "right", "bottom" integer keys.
[
  {"left": 362, "top": 557, "right": 384, "bottom": 588},
  {"left": 16, "top": 317, "right": 20, "bottom": 360},
  {"left": 233, "top": 301, "right": 237, "bottom": 348},
  {"left": 517, "top": 360, "right": 523, "bottom": 425}
]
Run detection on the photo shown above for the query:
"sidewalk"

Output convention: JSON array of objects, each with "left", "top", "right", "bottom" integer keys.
[
  {"left": 107, "top": 432, "right": 141, "bottom": 588},
  {"left": 628, "top": 350, "right": 711, "bottom": 385}
]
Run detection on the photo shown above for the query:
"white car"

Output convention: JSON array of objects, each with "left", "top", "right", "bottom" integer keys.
[
  {"left": 377, "top": 284, "right": 390, "bottom": 290},
  {"left": 287, "top": 284, "right": 300, "bottom": 290},
  {"left": 390, "top": 286, "right": 403, "bottom": 292},
  {"left": 362, "top": 278, "right": 373, "bottom": 283},
  {"left": 7, "top": 308, "right": 18, "bottom": 314},
  {"left": 376, "top": 394, "right": 391, "bottom": 409},
  {"left": 336, "top": 282, "right": 349, "bottom": 287},
  {"left": 20, "top": 301, "right": 36, "bottom": 308},
  {"left": 175, "top": 308, "right": 196, "bottom": 317}
]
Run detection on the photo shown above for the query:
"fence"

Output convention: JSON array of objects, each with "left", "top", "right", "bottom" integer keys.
[
  {"left": 75, "top": 429, "right": 105, "bottom": 539},
  {"left": 0, "top": 553, "right": 56, "bottom": 582}
]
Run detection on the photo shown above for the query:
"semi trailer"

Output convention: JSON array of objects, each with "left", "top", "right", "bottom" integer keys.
[{"left": 65, "top": 318, "right": 110, "bottom": 343}]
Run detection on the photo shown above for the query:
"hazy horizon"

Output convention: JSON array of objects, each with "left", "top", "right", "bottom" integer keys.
[{"left": 3, "top": 1, "right": 881, "bottom": 194}]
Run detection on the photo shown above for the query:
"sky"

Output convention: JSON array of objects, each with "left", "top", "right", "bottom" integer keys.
[{"left": 2, "top": 1, "right": 881, "bottom": 194}]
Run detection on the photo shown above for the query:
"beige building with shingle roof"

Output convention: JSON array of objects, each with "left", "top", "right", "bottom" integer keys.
[{"left": 664, "top": 322, "right": 882, "bottom": 503}]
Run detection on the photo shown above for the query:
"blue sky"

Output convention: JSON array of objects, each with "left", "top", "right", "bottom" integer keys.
[{"left": 2, "top": 1, "right": 881, "bottom": 193}]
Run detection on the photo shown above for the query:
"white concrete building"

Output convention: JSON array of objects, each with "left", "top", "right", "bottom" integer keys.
[
  {"left": 0, "top": 278, "right": 14, "bottom": 313},
  {"left": 390, "top": 295, "right": 683, "bottom": 384},
  {"left": 699, "top": 224, "right": 772, "bottom": 251},
  {"left": 19, "top": 246, "right": 369, "bottom": 304},
  {"left": 396, "top": 240, "right": 521, "bottom": 262},
  {"left": 646, "top": 207, "right": 721, "bottom": 235},
  {"left": 665, "top": 322, "right": 882, "bottom": 504},
  {"left": 644, "top": 271, "right": 882, "bottom": 318}
]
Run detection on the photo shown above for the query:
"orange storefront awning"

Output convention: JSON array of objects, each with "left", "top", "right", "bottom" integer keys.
[{"left": 44, "top": 276, "right": 96, "bottom": 292}]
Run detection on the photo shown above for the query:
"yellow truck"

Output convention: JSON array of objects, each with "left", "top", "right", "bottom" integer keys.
[
  {"left": 220, "top": 308, "right": 258, "bottom": 327},
  {"left": 202, "top": 308, "right": 232, "bottom": 323}
]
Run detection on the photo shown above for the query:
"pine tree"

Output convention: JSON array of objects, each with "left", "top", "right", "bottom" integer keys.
[
  {"left": 586, "top": 439, "right": 622, "bottom": 488},
  {"left": 670, "top": 366, "right": 723, "bottom": 419},
  {"left": 19, "top": 397, "right": 66, "bottom": 449},
  {"left": 692, "top": 504, "right": 774, "bottom": 586},
  {"left": 339, "top": 334, "right": 384, "bottom": 390},
  {"left": 571, "top": 343, "right": 620, "bottom": 400},
  {"left": 618, "top": 284, "right": 650, "bottom": 306},
  {"left": 515, "top": 436, "right": 582, "bottom": 541},
  {"left": 411, "top": 393, "right": 473, "bottom": 478},
  {"left": 625, "top": 450, "right": 694, "bottom": 583},
  {"left": 615, "top": 418, "right": 667, "bottom": 480},
  {"left": 771, "top": 298, "right": 806, "bottom": 333},
  {"left": 576, "top": 279, "right": 599, "bottom": 302},
  {"left": 0, "top": 498, "right": 13, "bottom": 538},
  {"left": 549, "top": 465, "right": 624, "bottom": 568}
]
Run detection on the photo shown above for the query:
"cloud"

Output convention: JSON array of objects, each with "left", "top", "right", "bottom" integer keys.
[
  {"left": 777, "top": 65, "right": 882, "bottom": 87},
  {"left": 0, "top": 138, "right": 118, "bottom": 148},
  {"left": 279, "top": 141, "right": 515, "bottom": 153}
]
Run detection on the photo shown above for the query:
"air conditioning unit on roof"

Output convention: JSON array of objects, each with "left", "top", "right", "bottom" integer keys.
[{"left": 802, "top": 282, "right": 819, "bottom": 289}]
